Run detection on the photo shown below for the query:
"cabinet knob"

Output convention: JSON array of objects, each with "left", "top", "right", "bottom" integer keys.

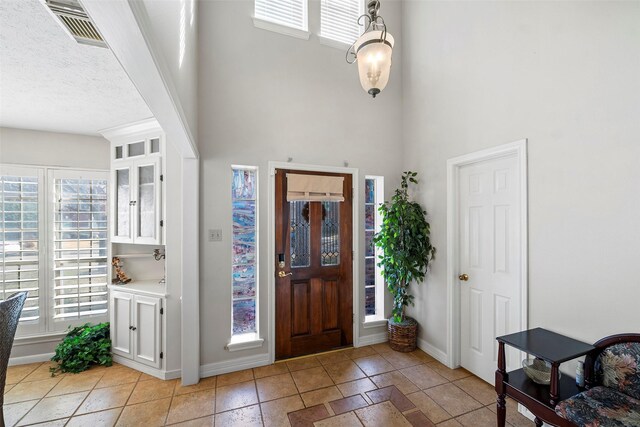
[
  {"left": 458, "top": 273, "right": 469, "bottom": 281},
  {"left": 129, "top": 326, "right": 137, "bottom": 331}
]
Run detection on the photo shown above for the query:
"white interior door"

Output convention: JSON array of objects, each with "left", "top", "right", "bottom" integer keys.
[{"left": 458, "top": 153, "right": 523, "bottom": 384}]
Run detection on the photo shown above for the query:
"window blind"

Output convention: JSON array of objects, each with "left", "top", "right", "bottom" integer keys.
[
  {"left": 53, "top": 176, "right": 108, "bottom": 319},
  {"left": 255, "top": 0, "right": 308, "bottom": 31},
  {"left": 0, "top": 174, "right": 41, "bottom": 322},
  {"left": 320, "top": 0, "right": 363, "bottom": 45}
]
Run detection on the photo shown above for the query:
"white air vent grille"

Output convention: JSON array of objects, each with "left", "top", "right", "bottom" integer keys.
[{"left": 43, "top": 0, "right": 107, "bottom": 48}]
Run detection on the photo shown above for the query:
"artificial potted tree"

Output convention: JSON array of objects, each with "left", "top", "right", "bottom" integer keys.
[{"left": 374, "top": 171, "right": 436, "bottom": 352}]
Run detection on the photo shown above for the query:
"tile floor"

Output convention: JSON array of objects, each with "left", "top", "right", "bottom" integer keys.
[{"left": 3, "top": 343, "right": 535, "bottom": 426}]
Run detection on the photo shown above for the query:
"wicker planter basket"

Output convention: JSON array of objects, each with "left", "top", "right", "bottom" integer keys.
[{"left": 388, "top": 316, "right": 418, "bottom": 352}]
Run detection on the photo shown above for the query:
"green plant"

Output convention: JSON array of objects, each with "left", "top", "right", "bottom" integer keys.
[
  {"left": 50, "top": 322, "right": 112, "bottom": 375},
  {"left": 373, "top": 171, "right": 436, "bottom": 323}
]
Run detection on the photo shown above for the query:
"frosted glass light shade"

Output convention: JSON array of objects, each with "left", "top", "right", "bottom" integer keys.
[{"left": 354, "top": 30, "right": 395, "bottom": 98}]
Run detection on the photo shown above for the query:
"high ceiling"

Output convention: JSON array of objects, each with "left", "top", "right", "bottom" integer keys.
[{"left": 0, "top": 0, "right": 152, "bottom": 135}]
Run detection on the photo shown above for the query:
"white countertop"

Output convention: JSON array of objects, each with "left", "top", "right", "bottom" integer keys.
[{"left": 108, "top": 280, "right": 167, "bottom": 297}]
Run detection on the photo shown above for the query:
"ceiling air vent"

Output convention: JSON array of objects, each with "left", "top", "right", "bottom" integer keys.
[{"left": 43, "top": 0, "right": 107, "bottom": 48}]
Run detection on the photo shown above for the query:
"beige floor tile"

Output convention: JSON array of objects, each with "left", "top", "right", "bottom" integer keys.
[
  {"left": 166, "top": 388, "right": 216, "bottom": 424},
  {"left": 424, "top": 384, "right": 482, "bottom": 417},
  {"left": 5, "top": 383, "right": 16, "bottom": 394},
  {"left": 426, "top": 362, "right": 472, "bottom": 382},
  {"left": 138, "top": 373, "right": 157, "bottom": 382},
  {"left": 300, "top": 385, "right": 343, "bottom": 407},
  {"left": 400, "top": 364, "right": 448, "bottom": 390},
  {"left": 370, "top": 371, "right": 419, "bottom": 395},
  {"left": 254, "top": 363, "right": 289, "bottom": 379},
  {"left": 371, "top": 343, "right": 394, "bottom": 354},
  {"left": 381, "top": 351, "right": 422, "bottom": 369},
  {"left": 324, "top": 360, "right": 366, "bottom": 384},
  {"left": 46, "top": 371, "right": 103, "bottom": 397},
  {"left": 354, "top": 401, "right": 412, "bottom": 427},
  {"left": 260, "top": 394, "right": 305, "bottom": 427},
  {"left": 406, "top": 391, "right": 452, "bottom": 424},
  {"left": 4, "top": 378, "right": 61, "bottom": 404},
  {"left": 344, "top": 347, "right": 377, "bottom": 360},
  {"left": 291, "top": 367, "right": 334, "bottom": 393},
  {"left": 437, "top": 419, "right": 463, "bottom": 426},
  {"left": 22, "top": 363, "right": 65, "bottom": 383},
  {"left": 168, "top": 415, "right": 215, "bottom": 426},
  {"left": 2, "top": 399, "right": 39, "bottom": 427},
  {"left": 116, "top": 396, "right": 171, "bottom": 426},
  {"left": 6, "top": 363, "right": 42, "bottom": 384},
  {"left": 214, "top": 404, "right": 263, "bottom": 426},
  {"left": 216, "top": 369, "right": 254, "bottom": 387},
  {"left": 486, "top": 397, "right": 535, "bottom": 427},
  {"left": 127, "top": 377, "right": 177, "bottom": 405},
  {"left": 286, "top": 356, "right": 322, "bottom": 372},
  {"left": 256, "top": 372, "right": 298, "bottom": 402},
  {"left": 95, "top": 366, "right": 141, "bottom": 389},
  {"left": 25, "top": 419, "right": 69, "bottom": 426},
  {"left": 336, "top": 378, "right": 377, "bottom": 397},
  {"left": 215, "top": 380, "right": 259, "bottom": 413},
  {"left": 317, "top": 351, "right": 350, "bottom": 366},
  {"left": 75, "top": 382, "right": 135, "bottom": 415},
  {"left": 17, "top": 391, "right": 88, "bottom": 426},
  {"left": 410, "top": 349, "right": 436, "bottom": 364},
  {"left": 455, "top": 407, "right": 496, "bottom": 427},
  {"left": 66, "top": 408, "right": 122, "bottom": 427},
  {"left": 314, "top": 411, "right": 363, "bottom": 427},
  {"left": 353, "top": 355, "right": 394, "bottom": 377},
  {"left": 175, "top": 376, "right": 217, "bottom": 395},
  {"left": 453, "top": 376, "right": 495, "bottom": 405}
]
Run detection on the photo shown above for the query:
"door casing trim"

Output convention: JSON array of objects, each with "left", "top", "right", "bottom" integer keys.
[
  {"left": 268, "top": 161, "right": 360, "bottom": 363},
  {"left": 445, "top": 139, "right": 528, "bottom": 369}
]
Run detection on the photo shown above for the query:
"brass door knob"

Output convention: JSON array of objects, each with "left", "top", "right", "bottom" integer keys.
[
  {"left": 458, "top": 273, "right": 469, "bottom": 281},
  {"left": 278, "top": 271, "right": 292, "bottom": 278}
]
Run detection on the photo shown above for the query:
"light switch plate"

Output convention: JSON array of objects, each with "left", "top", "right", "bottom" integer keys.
[{"left": 208, "top": 229, "right": 222, "bottom": 242}]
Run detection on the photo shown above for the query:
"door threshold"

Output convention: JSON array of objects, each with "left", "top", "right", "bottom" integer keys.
[{"left": 277, "top": 345, "right": 353, "bottom": 363}]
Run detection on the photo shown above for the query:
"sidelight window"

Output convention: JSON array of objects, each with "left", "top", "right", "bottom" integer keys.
[
  {"left": 364, "top": 176, "right": 384, "bottom": 320},
  {"left": 231, "top": 166, "right": 258, "bottom": 337}
]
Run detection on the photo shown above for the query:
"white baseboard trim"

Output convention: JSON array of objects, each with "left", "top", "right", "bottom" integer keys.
[
  {"left": 417, "top": 338, "right": 449, "bottom": 365},
  {"left": 9, "top": 352, "right": 55, "bottom": 366},
  {"left": 357, "top": 332, "right": 388, "bottom": 347},
  {"left": 112, "top": 355, "right": 180, "bottom": 380},
  {"left": 200, "top": 353, "right": 271, "bottom": 378}
]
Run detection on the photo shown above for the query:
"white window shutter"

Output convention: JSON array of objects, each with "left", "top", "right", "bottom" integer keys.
[
  {"left": 321, "top": 0, "right": 363, "bottom": 45},
  {"left": 255, "top": 0, "right": 308, "bottom": 32}
]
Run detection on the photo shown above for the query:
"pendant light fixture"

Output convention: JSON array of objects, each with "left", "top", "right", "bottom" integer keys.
[{"left": 346, "top": 0, "right": 394, "bottom": 98}]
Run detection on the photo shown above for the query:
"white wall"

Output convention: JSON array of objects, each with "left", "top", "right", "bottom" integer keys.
[
  {"left": 198, "top": 0, "right": 404, "bottom": 366},
  {"left": 141, "top": 0, "right": 198, "bottom": 143},
  {"left": 0, "top": 127, "right": 109, "bottom": 169},
  {"left": 402, "top": 1, "right": 640, "bottom": 357}
]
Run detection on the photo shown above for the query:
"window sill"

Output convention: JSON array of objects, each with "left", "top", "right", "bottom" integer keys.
[
  {"left": 252, "top": 17, "right": 310, "bottom": 40},
  {"left": 13, "top": 332, "right": 66, "bottom": 346},
  {"left": 363, "top": 317, "right": 388, "bottom": 329},
  {"left": 318, "top": 35, "right": 353, "bottom": 50},
  {"left": 226, "top": 333, "right": 264, "bottom": 352}
]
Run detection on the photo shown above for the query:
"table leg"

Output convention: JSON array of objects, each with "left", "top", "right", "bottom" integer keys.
[
  {"left": 496, "top": 341, "right": 507, "bottom": 427},
  {"left": 550, "top": 362, "right": 559, "bottom": 406}
]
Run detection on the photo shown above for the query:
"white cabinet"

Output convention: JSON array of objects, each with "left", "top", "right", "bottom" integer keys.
[
  {"left": 112, "top": 157, "right": 162, "bottom": 245},
  {"left": 110, "top": 290, "right": 163, "bottom": 369}
]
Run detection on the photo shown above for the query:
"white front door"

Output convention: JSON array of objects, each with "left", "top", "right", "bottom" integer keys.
[{"left": 458, "top": 152, "right": 523, "bottom": 384}]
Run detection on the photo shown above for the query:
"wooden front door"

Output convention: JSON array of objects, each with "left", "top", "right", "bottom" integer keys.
[{"left": 275, "top": 169, "right": 353, "bottom": 360}]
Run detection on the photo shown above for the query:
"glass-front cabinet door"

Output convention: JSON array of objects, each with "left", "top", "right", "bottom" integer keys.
[
  {"left": 133, "top": 157, "right": 161, "bottom": 245},
  {"left": 112, "top": 163, "right": 132, "bottom": 243}
]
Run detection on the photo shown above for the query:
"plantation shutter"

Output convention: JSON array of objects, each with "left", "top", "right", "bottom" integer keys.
[
  {"left": 255, "top": 0, "right": 308, "bottom": 31},
  {"left": 320, "top": 0, "right": 363, "bottom": 45},
  {"left": 52, "top": 171, "right": 108, "bottom": 319},
  {"left": 0, "top": 170, "right": 42, "bottom": 322}
]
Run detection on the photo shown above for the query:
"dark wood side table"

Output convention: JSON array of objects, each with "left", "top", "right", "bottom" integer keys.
[{"left": 495, "top": 328, "right": 595, "bottom": 427}]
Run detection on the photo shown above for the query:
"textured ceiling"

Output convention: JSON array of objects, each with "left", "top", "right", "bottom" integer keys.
[{"left": 0, "top": 0, "right": 152, "bottom": 135}]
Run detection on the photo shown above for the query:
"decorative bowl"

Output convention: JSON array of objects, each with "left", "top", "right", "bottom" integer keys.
[{"left": 522, "top": 358, "right": 560, "bottom": 385}]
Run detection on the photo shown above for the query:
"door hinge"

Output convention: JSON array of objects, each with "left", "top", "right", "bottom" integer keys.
[
  {"left": 160, "top": 220, "right": 164, "bottom": 227},
  {"left": 160, "top": 352, "right": 163, "bottom": 359},
  {"left": 160, "top": 307, "right": 164, "bottom": 315},
  {"left": 160, "top": 174, "right": 164, "bottom": 182}
]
